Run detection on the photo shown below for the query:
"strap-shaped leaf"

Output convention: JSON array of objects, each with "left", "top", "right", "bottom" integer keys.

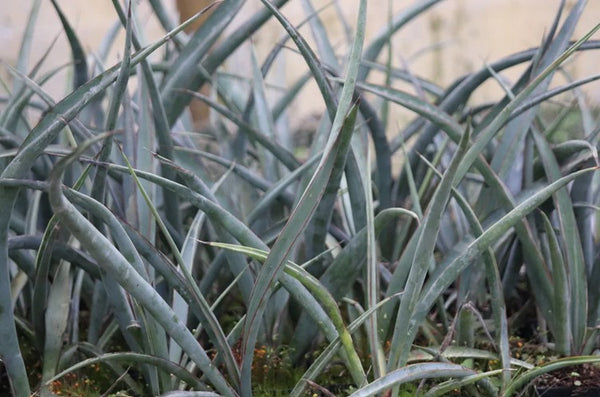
[
  {"left": 413, "top": 167, "right": 597, "bottom": 356},
  {"left": 533, "top": 129, "right": 588, "bottom": 353},
  {"left": 348, "top": 363, "right": 475, "bottom": 397},
  {"left": 48, "top": 139, "right": 238, "bottom": 397},
  {"left": 387, "top": 125, "right": 471, "bottom": 370},
  {"left": 240, "top": 103, "right": 362, "bottom": 395}
]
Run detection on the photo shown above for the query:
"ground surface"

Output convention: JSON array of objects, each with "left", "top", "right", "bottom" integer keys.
[{"left": 535, "top": 364, "right": 600, "bottom": 396}]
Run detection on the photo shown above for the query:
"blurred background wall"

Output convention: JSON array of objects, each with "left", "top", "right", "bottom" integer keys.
[{"left": 2, "top": 0, "right": 599, "bottom": 128}]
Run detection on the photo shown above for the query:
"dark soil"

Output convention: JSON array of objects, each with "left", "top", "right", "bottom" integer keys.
[
  {"left": 0, "top": 363, "right": 11, "bottom": 396},
  {"left": 535, "top": 364, "right": 600, "bottom": 396}
]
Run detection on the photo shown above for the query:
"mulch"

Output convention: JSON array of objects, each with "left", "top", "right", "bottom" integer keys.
[{"left": 535, "top": 364, "right": 600, "bottom": 396}]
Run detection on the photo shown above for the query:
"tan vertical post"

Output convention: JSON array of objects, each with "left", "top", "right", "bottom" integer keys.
[
  {"left": 176, "top": 0, "right": 214, "bottom": 33},
  {"left": 176, "top": 0, "right": 216, "bottom": 128}
]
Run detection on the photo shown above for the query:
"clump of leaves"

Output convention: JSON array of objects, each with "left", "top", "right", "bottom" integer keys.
[{"left": 1, "top": 1, "right": 600, "bottom": 397}]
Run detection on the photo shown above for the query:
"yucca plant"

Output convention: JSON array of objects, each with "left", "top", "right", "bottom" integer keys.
[{"left": 1, "top": 1, "right": 600, "bottom": 397}]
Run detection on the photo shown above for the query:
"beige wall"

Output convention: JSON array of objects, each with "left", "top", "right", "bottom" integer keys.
[
  {"left": 240, "top": 0, "right": 600, "bottom": 126},
  {"left": 1, "top": 1, "right": 175, "bottom": 97},
  {"left": 2, "top": 1, "right": 598, "bottom": 125}
]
